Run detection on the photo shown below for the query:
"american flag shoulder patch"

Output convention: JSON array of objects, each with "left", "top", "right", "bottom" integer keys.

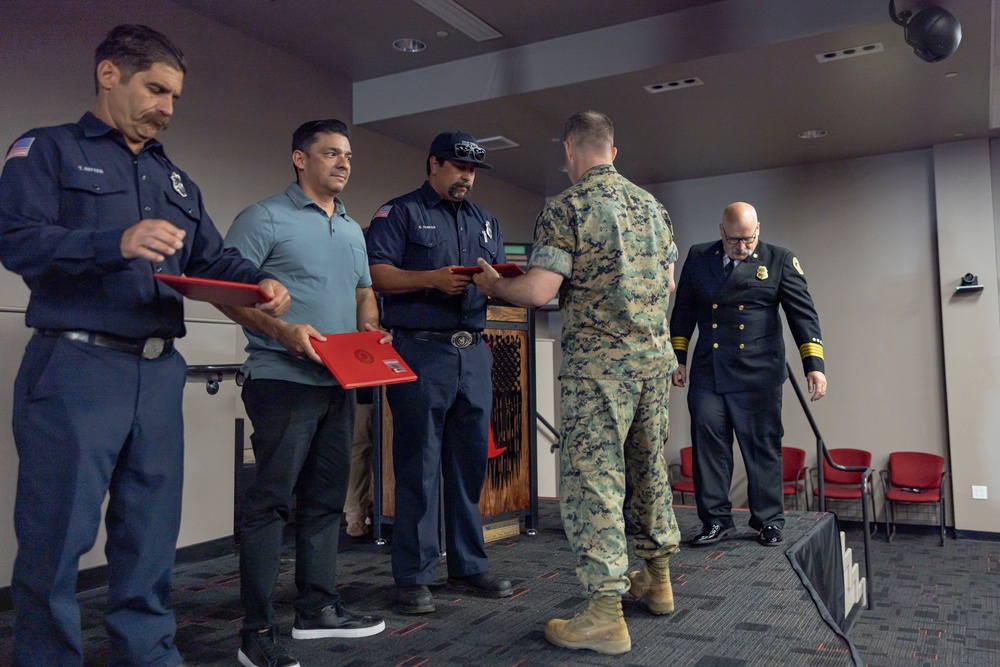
[
  {"left": 5, "top": 137, "right": 35, "bottom": 162},
  {"left": 372, "top": 204, "right": 392, "bottom": 219}
]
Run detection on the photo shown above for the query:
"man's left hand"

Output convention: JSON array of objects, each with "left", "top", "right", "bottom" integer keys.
[
  {"left": 807, "top": 371, "right": 827, "bottom": 401},
  {"left": 257, "top": 279, "right": 291, "bottom": 317},
  {"left": 363, "top": 322, "right": 393, "bottom": 344}
]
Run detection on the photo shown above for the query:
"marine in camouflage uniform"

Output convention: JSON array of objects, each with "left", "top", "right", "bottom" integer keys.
[
  {"left": 531, "top": 163, "right": 681, "bottom": 599},
  {"left": 472, "top": 110, "right": 680, "bottom": 654}
]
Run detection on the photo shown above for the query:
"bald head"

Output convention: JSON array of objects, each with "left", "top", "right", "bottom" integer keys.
[{"left": 720, "top": 202, "right": 760, "bottom": 260}]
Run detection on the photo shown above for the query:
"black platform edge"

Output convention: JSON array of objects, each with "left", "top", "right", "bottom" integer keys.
[
  {"left": 786, "top": 514, "right": 864, "bottom": 667},
  {"left": 0, "top": 536, "right": 234, "bottom": 613},
  {"left": 954, "top": 528, "right": 1000, "bottom": 541}
]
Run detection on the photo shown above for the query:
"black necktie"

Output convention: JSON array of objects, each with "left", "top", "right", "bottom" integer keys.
[{"left": 724, "top": 259, "right": 735, "bottom": 277}]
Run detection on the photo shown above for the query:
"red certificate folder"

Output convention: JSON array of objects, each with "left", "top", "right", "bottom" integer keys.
[
  {"left": 452, "top": 263, "right": 524, "bottom": 277},
  {"left": 310, "top": 330, "right": 418, "bottom": 389},
  {"left": 154, "top": 274, "right": 271, "bottom": 307}
]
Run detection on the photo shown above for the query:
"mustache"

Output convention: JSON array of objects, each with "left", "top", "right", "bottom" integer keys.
[{"left": 141, "top": 111, "right": 171, "bottom": 130}]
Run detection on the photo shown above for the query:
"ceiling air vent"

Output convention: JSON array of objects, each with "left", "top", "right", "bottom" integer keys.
[
  {"left": 815, "top": 43, "right": 884, "bottom": 63},
  {"left": 476, "top": 136, "right": 520, "bottom": 151},
  {"left": 644, "top": 77, "right": 703, "bottom": 94}
]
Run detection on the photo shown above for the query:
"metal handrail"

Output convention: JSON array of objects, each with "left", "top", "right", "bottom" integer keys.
[
  {"left": 786, "top": 361, "right": 874, "bottom": 609},
  {"left": 185, "top": 363, "right": 242, "bottom": 395},
  {"left": 537, "top": 414, "right": 561, "bottom": 452}
]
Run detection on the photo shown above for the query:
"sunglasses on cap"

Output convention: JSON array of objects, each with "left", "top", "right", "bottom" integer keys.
[{"left": 453, "top": 141, "right": 486, "bottom": 161}]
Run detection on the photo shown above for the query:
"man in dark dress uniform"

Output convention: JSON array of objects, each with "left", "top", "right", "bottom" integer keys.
[{"left": 669, "top": 202, "right": 826, "bottom": 547}]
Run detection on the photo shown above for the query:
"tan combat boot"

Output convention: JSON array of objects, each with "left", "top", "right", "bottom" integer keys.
[
  {"left": 544, "top": 596, "right": 631, "bottom": 655},
  {"left": 627, "top": 555, "right": 674, "bottom": 614}
]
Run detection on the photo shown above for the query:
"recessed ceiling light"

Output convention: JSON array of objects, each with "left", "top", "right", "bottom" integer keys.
[
  {"left": 557, "top": 165, "right": 568, "bottom": 173},
  {"left": 436, "top": 30, "right": 449, "bottom": 38},
  {"left": 953, "top": 132, "right": 965, "bottom": 137},
  {"left": 945, "top": 71, "right": 958, "bottom": 78},
  {"left": 798, "top": 129, "right": 828, "bottom": 139},
  {"left": 393, "top": 38, "right": 427, "bottom": 53}
]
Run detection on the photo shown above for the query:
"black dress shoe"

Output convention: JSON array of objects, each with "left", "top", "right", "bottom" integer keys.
[
  {"left": 758, "top": 525, "right": 783, "bottom": 546},
  {"left": 446, "top": 572, "right": 514, "bottom": 598},
  {"left": 396, "top": 585, "right": 435, "bottom": 614},
  {"left": 690, "top": 523, "right": 736, "bottom": 546}
]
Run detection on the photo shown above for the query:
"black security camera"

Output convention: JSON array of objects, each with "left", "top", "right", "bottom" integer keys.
[{"left": 889, "top": 0, "right": 961, "bottom": 63}]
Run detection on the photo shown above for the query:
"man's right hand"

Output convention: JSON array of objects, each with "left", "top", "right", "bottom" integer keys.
[
  {"left": 672, "top": 364, "right": 687, "bottom": 388},
  {"left": 121, "top": 219, "right": 186, "bottom": 262},
  {"left": 433, "top": 266, "right": 474, "bottom": 295}
]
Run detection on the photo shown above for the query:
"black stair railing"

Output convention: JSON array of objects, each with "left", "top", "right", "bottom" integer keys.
[{"left": 786, "top": 361, "right": 874, "bottom": 609}]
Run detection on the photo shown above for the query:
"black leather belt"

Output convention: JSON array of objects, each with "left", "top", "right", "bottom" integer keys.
[
  {"left": 395, "top": 329, "right": 482, "bottom": 349},
  {"left": 37, "top": 329, "right": 174, "bottom": 360}
]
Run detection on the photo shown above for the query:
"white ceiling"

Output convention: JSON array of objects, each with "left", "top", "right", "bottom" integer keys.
[{"left": 172, "top": 0, "right": 996, "bottom": 196}]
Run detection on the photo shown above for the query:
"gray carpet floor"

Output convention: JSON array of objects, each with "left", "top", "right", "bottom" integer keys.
[{"left": 1, "top": 501, "right": 997, "bottom": 666}]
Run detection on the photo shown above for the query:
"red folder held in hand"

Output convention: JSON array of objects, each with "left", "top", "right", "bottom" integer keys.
[
  {"left": 451, "top": 263, "right": 524, "bottom": 278},
  {"left": 310, "top": 330, "right": 418, "bottom": 389},
  {"left": 155, "top": 274, "right": 270, "bottom": 307}
]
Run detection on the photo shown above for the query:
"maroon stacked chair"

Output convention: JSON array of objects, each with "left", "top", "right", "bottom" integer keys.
[
  {"left": 812, "top": 447, "right": 877, "bottom": 535},
  {"left": 880, "top": 452, "right": 948, "bottom": 546},
  {"left": 781, "top": 447, "right": 808, "bottom": 510},
  {"left": 669, "top": 447, "right": 695, "bottom": 505}
]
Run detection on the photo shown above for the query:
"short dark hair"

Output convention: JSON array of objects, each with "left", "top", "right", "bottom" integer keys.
[
  {"left": 292, "top": 119, "right": 351, "bottom": 154},
  {"left": 94, "top": 24, "right": 186, "bottom": 93},
  {"left": 563, "top": 110, "right": 614, "bottom": 153}
]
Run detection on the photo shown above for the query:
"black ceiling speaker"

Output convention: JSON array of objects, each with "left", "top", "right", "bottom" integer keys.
[{"left": 889, "top": 0, "right": 962, "bottom": 62}]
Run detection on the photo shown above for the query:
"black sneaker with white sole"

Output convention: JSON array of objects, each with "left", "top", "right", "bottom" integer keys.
[
  {"left": 292, "top": 602, "right": 386, "bottom": 639},
  {"left": 237, "top": 627, "right": 300, "bottom": 667}
]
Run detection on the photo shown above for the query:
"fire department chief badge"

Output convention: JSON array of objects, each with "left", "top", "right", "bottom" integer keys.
[
  {"left": 756, "top": 266, "right": 768, "bottom": 280},
  {"left": 170, "top": 172, "right": 187, "bottom": 197}
]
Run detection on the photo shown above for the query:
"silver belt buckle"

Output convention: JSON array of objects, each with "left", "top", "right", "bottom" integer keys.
[
  {"left": 142, "top": 337, "right": 166, "bottom": 359},
  {"left": 450, "top": 331, "right": 473, "bottom": 349}
]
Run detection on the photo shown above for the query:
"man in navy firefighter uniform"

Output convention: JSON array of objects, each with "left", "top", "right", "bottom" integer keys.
[
  {"left": 366, "top": 131, "right": 513, "bottom": 614},
  {"left": 669, "top": 202, "right": 826, "bottom": 548},
  {"left": 0, "top": 25, "right": 289, "bottom": 666}
]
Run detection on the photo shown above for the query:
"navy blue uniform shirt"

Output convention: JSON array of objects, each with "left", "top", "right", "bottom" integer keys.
[
  {"left": 366, "top": 181, "right": 504, "bottom": 332},
  {"left": 0, "top": 112, "right": 270, "bottom": 339}
]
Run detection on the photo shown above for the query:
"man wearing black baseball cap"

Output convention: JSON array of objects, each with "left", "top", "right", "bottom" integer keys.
[{"left": 366, "top": 131, "right": 512, "bottom": 614}]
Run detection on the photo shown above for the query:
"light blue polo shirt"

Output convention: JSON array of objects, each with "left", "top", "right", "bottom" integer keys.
[{"left": 225, "top": 182, "right": 372, "bottom": 385}]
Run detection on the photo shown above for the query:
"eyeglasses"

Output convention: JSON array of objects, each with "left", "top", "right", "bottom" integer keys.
[
  {"left": 453, "top": 141, "right": 486, "bottom": 161},
  {"left": 723, "top": 231, "right": 758, "bottom": 245}
]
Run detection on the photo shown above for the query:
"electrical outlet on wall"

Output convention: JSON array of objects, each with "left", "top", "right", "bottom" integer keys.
[{"left": 972, "top": 486, "right": 988, "bottom": 499}]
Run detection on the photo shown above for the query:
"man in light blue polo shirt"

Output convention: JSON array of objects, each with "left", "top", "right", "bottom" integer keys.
[{"left": 219, "top": 119, "right": 387, "bottom": 667}]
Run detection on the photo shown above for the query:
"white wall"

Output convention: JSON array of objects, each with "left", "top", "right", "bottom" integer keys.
[{"left": 0, "top": 1, "right": 542, "bottom": 589}]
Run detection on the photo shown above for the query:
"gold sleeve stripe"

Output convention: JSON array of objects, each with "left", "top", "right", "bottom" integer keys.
[
  {"left": 671, "top": 336, "right": 689, "bottom": 352},
  {"left": 799, "top": 342, "right": 824, "bottom": 359}
]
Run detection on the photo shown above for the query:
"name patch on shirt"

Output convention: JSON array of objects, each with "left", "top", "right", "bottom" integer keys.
[
  {"left": 417, "top": 225, "right": 436, "bottom": 230},
  {"left": 4, "top": 137, "right": 34, "bottom": 162},
  {"left": 76, "top": 165, "right": 105, "bottom": 174}
]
